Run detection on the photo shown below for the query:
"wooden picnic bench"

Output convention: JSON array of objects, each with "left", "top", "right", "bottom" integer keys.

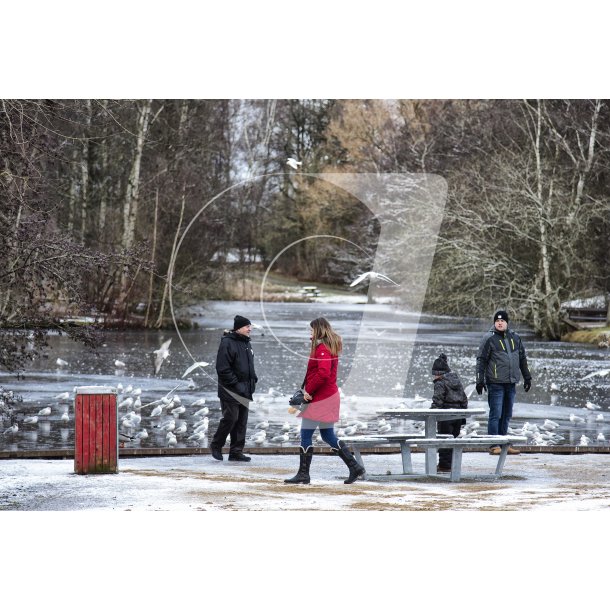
[{"left": 344, "top": 434, "right": 528, "bottom": 482}]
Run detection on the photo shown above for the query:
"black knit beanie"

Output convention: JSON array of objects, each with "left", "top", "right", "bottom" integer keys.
[
  {"left": 432, "top": 353, "right": 450, "bottom": 375},
  {"left": 493, "top": 310, "right": 509, "bottom": 323},
  {"left": 233, "top": 315, "right": 252, "bottom": 330}
]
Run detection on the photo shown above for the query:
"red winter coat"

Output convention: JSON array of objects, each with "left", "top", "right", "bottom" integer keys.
[{"left": 299, "top": 342, "right": 340, "bottom": 423}]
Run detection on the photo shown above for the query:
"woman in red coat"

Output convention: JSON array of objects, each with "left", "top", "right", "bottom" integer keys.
[{"left": 284, "top": 317, "right": 365, "bottom": 485}]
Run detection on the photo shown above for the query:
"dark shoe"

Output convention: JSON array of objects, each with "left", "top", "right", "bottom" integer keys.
[
  {"left": 210, "top": 444, "right": 223, "bottom": 461},
  {"left": 284, "top": 446, "right": 313, "bottom": 484},
  {"left": 437, "top": 465, "right": 451, "bottom": 473},
  {"left": 334, "top": 440, "right": 366, "bottom": 484},
  {"left": 228, "top": 452, "right": 251, "bottom": 462}
]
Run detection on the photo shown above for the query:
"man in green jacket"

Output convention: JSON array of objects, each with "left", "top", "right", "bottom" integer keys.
[{"left": 476, "top": 310, "right": 532, "bottom": 455}]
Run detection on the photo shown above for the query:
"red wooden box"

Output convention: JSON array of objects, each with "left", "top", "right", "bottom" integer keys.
[{"left": 74, "top": 386, "right": 118, "bottom": 474}]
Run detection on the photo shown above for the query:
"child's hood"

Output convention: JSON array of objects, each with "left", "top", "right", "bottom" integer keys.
[{"left": 442, "top": 371, "right": 463, "bottom": 390}]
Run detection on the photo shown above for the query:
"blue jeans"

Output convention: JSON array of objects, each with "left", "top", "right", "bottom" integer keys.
[
  {"left": 300, "top": 419, "right": 340, "bottom": 450},
  {"left": 487, "top": 383, "right": 516, "bottom": 441}
]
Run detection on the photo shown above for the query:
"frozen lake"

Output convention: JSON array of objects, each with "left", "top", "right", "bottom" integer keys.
[{"left": 1, "top": 301, "right": 609, "bottom": 452}]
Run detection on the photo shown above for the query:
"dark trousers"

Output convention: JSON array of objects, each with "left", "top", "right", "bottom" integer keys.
[
  {"left": 211, "top": 399, "right": 249, "bottom": 455},
  {"left": 437, "top": 419, "right": 462, "bottom": 469}
]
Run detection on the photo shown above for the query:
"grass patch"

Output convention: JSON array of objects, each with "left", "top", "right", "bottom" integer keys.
[{"left": 561, "top": 327, "right": 610, "bottom": 344}]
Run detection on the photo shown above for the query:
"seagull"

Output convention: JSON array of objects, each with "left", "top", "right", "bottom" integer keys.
[
  {"left": 193, "top": 418, "right": 209, "bottom": 433},
  {"left": 166, "top": 432, "right": 178, "bottom": 447},
  {"left": 135, "top": 429, "right": 148, "bottom": 440},
  {"left": 597, "top": 432, "right": 606, "bottom": 442},
  {"left": 255, "top": 421, "right": 269, "bottom": 430},
  {"left": 569, "top": 413, "right": 585, "bottom": 424},
  {"left": 150, "top": 404, "right": 165, "bottom": 417},
  {"left": 541, "top": 419, "right": 560, "bottom": 431},
  {"left": 281, "top": 422, "right": 291, "bottom": 432},
  {"left": 23, "top": 416, "right": 38, "bottom": 424},
  {"left": 286, "top": 157, "right": 302, "bottom": 170},
  {"left": 191, "top": 398, "right": 206, "bottom": 407},
  {"left": 579, "top": 434, "right": 591, "bottom": 446},
  {"left": 155, "top": 419, "right": 176, "bottom": 432},
  {"left": 55, "top": 392, "right": 70, "bottom": 401},
  {"left": 270, "top": 433, "right": 290, "bottom": 443},
  {"left": 393, "top": 382, "right": 404, "bottom": 391},
  {"left": 585, "top": 401, "right": 601, "bottom": 410},
  {"left": 595, "top": 414, "right": 604, "bottom": 421},
  {"left": 171, "top": 405, "right": 186, "bottom": 417},
  {"left": 126, "top": 411, "right": 141, "bottom": 426},
  {"left": 56, "top": 358, "right": 68, "bottom": 367},
  {"left": 121, "top": 418, "right": 135, "bottom": 430},
  {"left": 550, "top": 383, "right": 561, "bottom": 392},
  {"left": 152, "top": 339, "right": 172, "bottom": 375},
  {"left": 118, "top": 397, "right": 134, "bottom": 410},
  {"left": 187, "top": 431, "right": 207, "bottom": 443},
  {"left": 60, "top": 412, "right": 69, "bottom": 423},
  {"left": 174, "top": 422, "right": 187, "bottom": 435},
  {"left": 349, "top": 271, "right": 400, "bottom": 288},
  {"left": 581, "top": 369, "right": 610, "bottom": 380},
  {"left": 37, "top": 407, "right": 51, "bottom": 416},
  {"left": 3, "top": 424, "right": 18, "bottom": 434},
  {"left": 114, "top": 359, "right": 126, "bottom": 368},
  {"left": 118, "top": 432, "right": 134, "bottom": 445},
  {"left": 378, "top": 423, "right": 392, "bottom": 434},
  {"left": 413, "top": 394, "right": 428, "bottom": 403},
  {"left": 181, "top": 361, "right": 209, "bottom": 379},
  {"left": 193, "top": 406, "right": 209, "bottom": 418},
  {"left": 250, "top": 430, "right": 266, "bottom": 442}
]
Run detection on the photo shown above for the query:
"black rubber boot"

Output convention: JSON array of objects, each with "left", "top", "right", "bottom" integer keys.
[
  {"left": 284, "top": 446, "right": 313, "bottom": 484},
  {"left": 333, "top": 440, "right": 366, "bottom": 484}
]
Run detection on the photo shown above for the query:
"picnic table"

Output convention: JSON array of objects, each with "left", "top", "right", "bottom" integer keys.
[
  {"left": 378, "top": 408, "right": 486, "bottom": 475},
  {"left": 342, "top": 407, "right": 526, "bottom": 482},
  {"left": 300, "top": 286, "right": 321, "bottom": 297}
]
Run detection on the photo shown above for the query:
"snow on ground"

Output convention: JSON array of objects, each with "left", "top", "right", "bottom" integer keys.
[{"left": 2, "top": 452, "right": 609, "bottom": 511}]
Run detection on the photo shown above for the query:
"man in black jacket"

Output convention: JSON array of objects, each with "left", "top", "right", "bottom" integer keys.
[
  {"left": 210, "top": 315, "right": 258, "bottom": 462},
  {"left": 476, "top": 310, "right": 532, "bottom": 455}
]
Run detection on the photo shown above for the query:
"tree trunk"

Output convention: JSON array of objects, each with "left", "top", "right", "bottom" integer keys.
[
  {"left": 155, "top": 188, "right": 186, "bottom": 329},
  {"left": 119, "top": 100, "right": 152, "bottom": 301},
  {"left": 144, "top": 188, "right": 160, "bottom": 327},
  {"left": 79, "top": 99, "right": 91, "bottom": 245}
]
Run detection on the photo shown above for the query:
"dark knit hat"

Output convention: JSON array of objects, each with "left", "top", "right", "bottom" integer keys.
[
  {"left": 233, "top": 315, "right": 252, "bottom": 330},
  {"left": 432, "top": 353, "right": 450, "bottom": 375},
  {"left": 494, "top": 310, "right": 509, "bottom": 323}
]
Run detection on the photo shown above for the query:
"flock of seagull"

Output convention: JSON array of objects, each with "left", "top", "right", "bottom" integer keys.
[{"left": 1, "top": 335, "right": 608, "bottom": 450}]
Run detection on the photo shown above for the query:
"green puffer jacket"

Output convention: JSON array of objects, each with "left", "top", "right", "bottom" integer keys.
[{"left": 476, "top": 329, "right": 531, "bottom": 385}]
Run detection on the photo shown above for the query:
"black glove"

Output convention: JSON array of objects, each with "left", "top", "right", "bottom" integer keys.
[
  {"left": 476, "top": 382, "right": 486, "bottom": 395},
  {"left": 523, "top": 380, "right": 531, "bottom": 392}
]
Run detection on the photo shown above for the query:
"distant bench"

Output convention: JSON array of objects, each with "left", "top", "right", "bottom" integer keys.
[{"left": 344, "top": 434, "right": 527, "bottom": 483}]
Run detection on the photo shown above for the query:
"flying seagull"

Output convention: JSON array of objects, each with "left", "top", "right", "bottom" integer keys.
[
  {"left": 349, "top": 271, "right": 400, "bottom": 288},
  {"left": 286, "top": 157, "right": 302, "bottom": 170},
  {"left": 152, "top": 339, "right": 172, "bottom": 375},
  {"left": 181, "top": 361, "right": 210, "bottom": 379}
]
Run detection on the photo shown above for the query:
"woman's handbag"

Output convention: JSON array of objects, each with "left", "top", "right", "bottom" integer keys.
[{"left": 288, "top": 383, "right": 310, "bottom": 414}]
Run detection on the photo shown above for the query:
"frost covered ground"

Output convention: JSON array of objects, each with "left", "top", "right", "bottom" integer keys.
[{"left": 2, "top": 452, "right": 609, "bottom": 511}]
